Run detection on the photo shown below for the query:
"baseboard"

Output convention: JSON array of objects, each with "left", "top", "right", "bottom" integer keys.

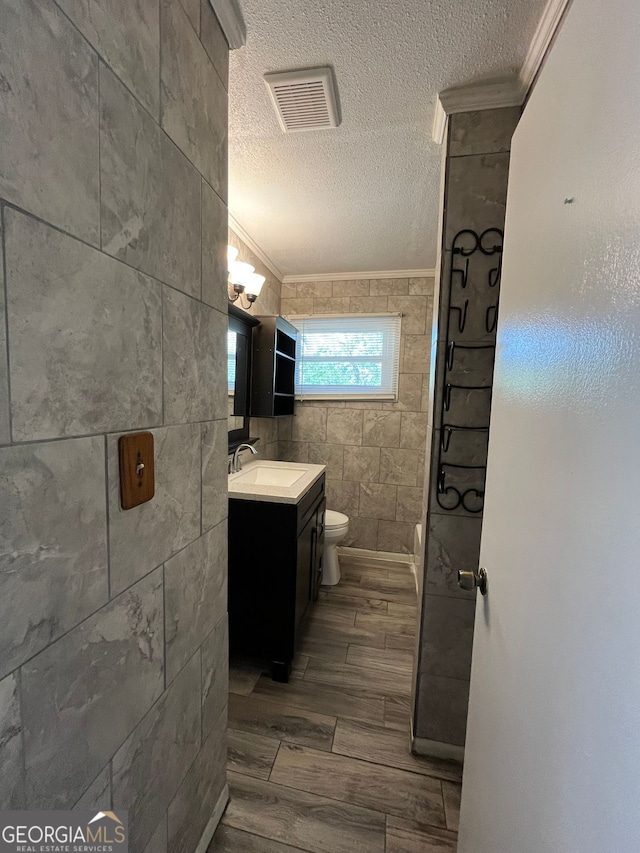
[
  {"left": 337, "top": 546, "right": 411, "bottom": 564},
  {"left": 412, "top": 734, "right": 465, "bottom": 764},
  {"left": 195, "top": 783, "right": 229, "bottom": 853}
]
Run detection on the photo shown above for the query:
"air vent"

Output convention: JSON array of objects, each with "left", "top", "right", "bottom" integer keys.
[{"left": 264, "top": 67, "right": 340, "bottom": 133}]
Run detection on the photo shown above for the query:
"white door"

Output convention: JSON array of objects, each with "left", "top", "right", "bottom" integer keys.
[{"left": 458, "top": 1, "right": 640, "bottom": 851}]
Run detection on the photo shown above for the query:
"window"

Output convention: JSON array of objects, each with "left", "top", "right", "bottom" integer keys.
[{"left": 290, "top": 314, "right": 401, "bottom": 400}]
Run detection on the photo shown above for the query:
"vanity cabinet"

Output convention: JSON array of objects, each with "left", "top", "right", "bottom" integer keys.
[
  {"left": 228, "top": 473, "right": 325, "bottom": 682},
  {"left": 250, "top": 315, "right": 297, "bottom": 417}
]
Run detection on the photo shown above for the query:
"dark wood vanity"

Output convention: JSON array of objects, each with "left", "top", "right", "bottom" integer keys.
[{"left": 228, "top": 472, "right": 325, "bottom": 682}]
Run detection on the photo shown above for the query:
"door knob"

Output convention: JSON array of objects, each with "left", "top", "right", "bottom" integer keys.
[{"left": 457, "top": 567, "right": 488, "bottom": 596}]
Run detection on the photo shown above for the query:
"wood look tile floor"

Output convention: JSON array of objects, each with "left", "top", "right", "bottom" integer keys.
[{"left": 208, "top": 556, "right": 462, "bottom": 853}]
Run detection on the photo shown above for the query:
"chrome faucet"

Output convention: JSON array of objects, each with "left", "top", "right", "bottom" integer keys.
[{"left": 230, "top": 443, "right": 258, "bottom": 473}]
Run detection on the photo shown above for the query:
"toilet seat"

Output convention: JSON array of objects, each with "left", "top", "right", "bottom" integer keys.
[{"left": 325, "top": 509, "right": 349, "bottom": 529}]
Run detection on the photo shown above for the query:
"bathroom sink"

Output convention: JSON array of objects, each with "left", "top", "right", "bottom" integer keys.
[
  {"left": 231, "top": 464, "right": 306, "bottom": 487},
  {"left": 228, "top": 459, "right": 327, "bottom": 504}
]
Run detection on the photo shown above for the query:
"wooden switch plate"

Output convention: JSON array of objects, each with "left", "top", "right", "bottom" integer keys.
[{"left": 119, "top": 432, "right": 155, "bottom": 510}]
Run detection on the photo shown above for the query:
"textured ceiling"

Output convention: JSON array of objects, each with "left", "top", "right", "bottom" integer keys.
[{"left": 229, "top": 0, "right": 548, "bottom": 276}]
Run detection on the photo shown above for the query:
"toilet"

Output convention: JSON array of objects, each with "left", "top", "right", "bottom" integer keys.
[{"left": 322, "top": 510, "right": 350, "bottom": 586}]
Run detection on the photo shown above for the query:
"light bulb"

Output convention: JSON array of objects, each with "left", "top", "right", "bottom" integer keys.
[
  {"left": 244, "top": 273, "right": 265, "bottom": 297},
  {"left": 227, "top": 245, "right": 239, "bottom": 271},
  {"left": 229, "top": 261, "right": 255, "bottom": 287}
]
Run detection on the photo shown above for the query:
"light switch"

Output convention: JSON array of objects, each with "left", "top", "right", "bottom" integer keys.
[{"left": 119, "top": 432, "right": 154, "bottom": 510}]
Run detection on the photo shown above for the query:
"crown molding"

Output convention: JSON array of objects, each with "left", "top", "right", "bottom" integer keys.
[
  {"left": 208, "top": 0, "right": 246, "bottom": 49},
  {"left": 228, "top": 214, "right": 283, "bottom": 281},
  {"left": 439, "top": 76, "right": 525, "bottom": 115},
  {"left": 431, "top": 98, "right": 447, "bottom": 145},
  {"left": 282, "top": 269, "right": 436, "bottom": 284},
  {"left": 436, "top": 0, "right": 571, "bottom": 123},
  {"left": 520, "top": 0, "right": 573, "bottom": 93}
]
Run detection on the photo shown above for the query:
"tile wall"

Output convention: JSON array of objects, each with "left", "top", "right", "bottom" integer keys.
[
  {"left": 0, "top": 0, "right": 230, "bottom": 849},
  {"left": 413, "top": 107, "right": 520, "bottom": 749},
  {"left": 278, "top": 277, "right": 435, "bottom": 553}
]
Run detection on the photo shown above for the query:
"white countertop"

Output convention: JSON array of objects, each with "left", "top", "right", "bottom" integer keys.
[{"left": 228, "top": 459, "right": 326, "bottom": 504}]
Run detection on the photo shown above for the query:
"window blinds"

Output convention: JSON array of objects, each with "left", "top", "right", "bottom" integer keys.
[{"left": 289, "top": 314, "right": 402, "bottom": 400}]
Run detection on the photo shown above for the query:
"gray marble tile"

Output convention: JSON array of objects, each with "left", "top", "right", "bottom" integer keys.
[
  {"left": 444, "top": 152, "right": 510, "bottom": 250},
  {"left": 179, "top": 0, "right": 200, "bottom": 33},
  {"left": 161, "top": 0, "right": 227, "bottom": 198},
  {"left": 308, "top": 443, "right": 344, "bottom": 479},
  {"left": 165, "top": 523, "right": 227, "bottom": 682},
  {"left": 74, "top": 765, "right": 111, "bottom": 811},
  {"left": 343, "top": 516, "right": 378, "bottom": 550},
  {"left": 425, "top": 513, "right": 483, "bottom": 599},
  {"left": 143, "top": 817, "right": 168, "bottom": 853},
  {"left": 396, "top": 486, "right": 422, "bottom": 523},
  {"left": 362, "top": 410, "right": 401, "bottom": 447},
  {"left": 377, "top": 520, "right": 415, "bottom": 554},
  {"left": 313, "top": 296, "right": 351, "bottom": 314},
  {"left": 380, "top": 448, "right": 419, "bottom": 486},
  {"left": 0, "top": 437, "right": 108, "bottom": 678},
  {"left": 359, "top": 483, "right": 396, "bottom": 521},
  {"left": 271, "top": 743, "right": 445, "bottom": 827},
  {"left": 163, "top": 286, "right": 227, "bottom": 424},
  {"left": 332, "top": 279, "right": 369, "bottom": 297},
  {"left": 449, "top": 107, "right": 519, "bottom": 157},
  {"left": 418, "top": 595, "right": 475, "bottom": 680},
  {"left": 200, "top": 0, "right": 229, "bottom": 89},
  {"left": 408, "top": 277, "right": 435, "bottom": 296},
  {"left": 0, "top": 673, "right": 25, "bottom": 809},
  {"left": 202, "top": 615, "right": 229, "bottom": 740},
  {"left": 326, "top": 409, "right": 363, "bottom": 446},
  {"left": 100, "top": 65, "right": 201, "bottom": 297},
  {"left": 168, "top": 715, "right": 227, "bottom": 853},
  {"left": 281, "top": 297, "right": 314, "bottom": 316},
  {"left": 414, "top": 672, "right": 470, "bottom": 747},
  {"left": 295, "top": 281, "right": 333, "bottom": 298},
  {"left": 58, "top": 0, "right": 160, "bottom": 117},
  {"left": 325, "top": 479, "right": 359, "bottom": 517},
  {"left": 402, "top": 335, "right": 431, "bottom": 374},
  {"left": 291, "top": 406, "right": 327, "bottom": 443},
  {"left": 202, "top": 180, "right": 228, "bottom": 311},
  {"left": 5, "top": 210, "right": 162, "bottom": 441},
  {"left": 400, "top": 411, "right": 428, "bottom": 450},
  {"left": 382, "top": 374, "right": 424, "bottom": 413},
  {"left": 278, "top": 441, "right": 309, "bottom": 463},
  {"left": 348, "top": 296, "right": 389, "bottom": 313},
  {"left": 223, "top": 772, "right": 385, "bottom": 853},
  {"left": 0, "top": 0, "right": 100, "bottom": 244},
  {"left": 343, "top": 446, "right": 380, "bottom": 483},
  {"left": 0, "top": 217, "right": 9, "bottom": 446},
  {"left": 388, "top": 295, "right": 429, "bottom": 335},
  {"left": 108, "top": 423, "right": 201, "bottom": 595},
  {"left": 112, "top": 651, "right": 201, "bottom": 852},
  {"left": 370, "top": 279, "right": 408, "bottom": 296},
  {"left": 202, "top": 419, "right": 229, "bottom": 532},
  {"left": 23, "top": 569, "right": 164, "bottom": 808}
]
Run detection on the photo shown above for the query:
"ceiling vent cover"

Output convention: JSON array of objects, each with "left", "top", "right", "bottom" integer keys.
[{"left": 264, "top": 67, "right": 340, "bottom": 133}]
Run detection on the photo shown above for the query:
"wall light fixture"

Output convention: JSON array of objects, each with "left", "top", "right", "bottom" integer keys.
[{"left": 228, "top": 245, "right": 265, "bottom": 308}]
